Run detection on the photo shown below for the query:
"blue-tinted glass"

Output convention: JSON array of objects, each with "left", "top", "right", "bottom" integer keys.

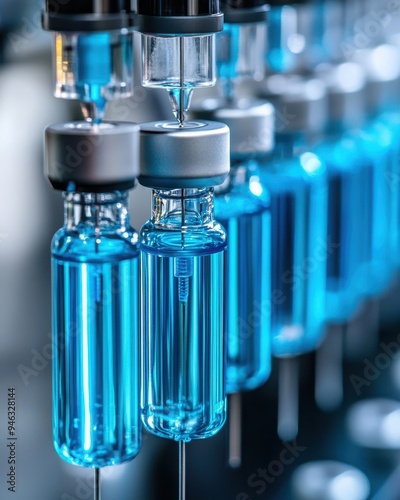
[
  {"left": 217, "top": 23, "right": 240, "bottom": 83},
  {"left": 378, "top": 112, "right": 400, "bottom": 270},
  {"left": 266, "top": 7, "right": 297, "bottom": 74},
  {"left": 356, "top": 119, "right": 394, "bottom": 296},
  {"left": 52, "top": 195, "right": 141, "bottom": 467},
  {"left": 214, "top": 160, "right": 271, "bottom": 393},
  {"left": 261, "top": 136, "right": 328, "bottom": 356},
  {"left": 140, "top": 190, "right": 227, "bottom": 442},
  {"left": 316, "top": 135, "right": 364, "bottom": 322}
]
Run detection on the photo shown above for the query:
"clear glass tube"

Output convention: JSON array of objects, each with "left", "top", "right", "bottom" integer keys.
[
  {"left": 354, "top": 121, "right": 395, "bottom": 298},
  {"left": 261, "top": 134, "right": 328, "bottom": 357},
  {"left": 316, "top": 133, "right": 365, "bottom": 322},
  {"left": 141, "top": 34, "right": 215, "bottom": 120},
  {"left": 266, "top": 5, "right": 305, "bottom": 74},
  {"left": 51, "top": 191, "right": 141, "bottom": 467},
  {"left": 380, "top": 112, "right": 400, "bottom": 271},
  {"left": 214, "top": 159, "right": 271, "bottom": 393},
  {"left": 140, "top": 188, "right": 227, "bottom": 442},
  {"left": 266, "top": 2, "right": 333, "bottom": 74},
  {"left": 217, "top": 22, "right": 266, "bottom": 97},
  {"left": 54, "top": 31, "right": 133, "bottom": 118}
]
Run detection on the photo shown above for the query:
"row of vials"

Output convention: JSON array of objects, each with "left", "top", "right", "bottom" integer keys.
[{"left": 41, "top": 1, "right": 400, "bottom": 499}]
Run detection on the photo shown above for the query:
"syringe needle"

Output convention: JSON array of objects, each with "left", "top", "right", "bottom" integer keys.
[
  {"left": 228, "top": 393, "right": 242, "bottom": 469},
  {"left": 277, "top": 357, "right": 299, "bottom": 442},
  {"left": 315, "top": 324, "right": 344, "bottom": 412},
  {"left": 94, "top": 467, "right": 101, "bottom": 500},
  {"left": 179, "top": 37, "right": 185, "bottom": 126},
  {"left": 179, "top": 440, "right": 186, "bottom": 500}
]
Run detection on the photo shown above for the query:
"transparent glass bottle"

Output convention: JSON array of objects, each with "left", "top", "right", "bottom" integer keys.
[
  {"left": 51, "top": 191, "right": 141, "bottom": 467},
  {"left": 379, "top": 111, "right": 400, "bottom": 271},
  {"left": 355, "top": 119, "right": 394, "bottom": 297},
  {"left": 261, "top": 132, "right": 328, "bottom": 357},
  {"left": 351, "top": 43, "right": 400, "bottom": 295},
  {"left": 312, "top": 62, "right": 367, "bottom": 323},
  {"left": 140, "top": 188, "right": 227, "bottom": 441},
  {"left": 214, "top": 158, "right": 271, "bottom": 393},
  {"left": 316, "top": 132, "right": 364, "bottom": 322}
]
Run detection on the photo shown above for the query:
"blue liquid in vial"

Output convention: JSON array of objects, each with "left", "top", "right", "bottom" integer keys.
[
  {"left": 356, "top": 121, "right": 394, "bottom": 297},
  {"left": 316, "top": 137, "right": 364, "bottom": 322},
  {"left": 52, "top": 235, "right": 141, "bottom": 467},
  {"left": 261, "top": 147, "right": 328, "bottom": 356},
  {"left": 377, "top": 112, "right": 400, "bottom": 271},
  {"left": 215, "top": 167, "right": 271, "bottom": 393},
  {"left": 141, "top": 237, "right": 226, "bottom": 442}
]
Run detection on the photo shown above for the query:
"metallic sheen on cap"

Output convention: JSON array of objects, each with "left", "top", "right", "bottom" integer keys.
[
  {"left": 45, "top": 121, "right": 139, "bottom": 192},
  {"left": 191, "top": 98, "right": 274, "bottom": 155},
  {"left": 139, "top": 120, "right": 230, "bottom": 188}
]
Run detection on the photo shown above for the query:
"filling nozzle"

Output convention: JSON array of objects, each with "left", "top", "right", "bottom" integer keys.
[
  {"left": 141, "top": 32, "right": 216, "bottom": 126},
  {"left": 174, "top": 37, "right": 193, "bottom": 127},
  {"left": 134, "top": 1, "right": 224, "bottom": 125},
  {"left": 217, "top": 1, "right": 268, "bottom": 102},
  {"left": 80, "top": 101, "right": 104, "bottom": 125},
  {"left": 42, "top": 2, "right": 133, "bottom": 123}
]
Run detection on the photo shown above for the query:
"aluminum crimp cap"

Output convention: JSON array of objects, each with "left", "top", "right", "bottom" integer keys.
[
  {"left": 139, "top": 120, "right": 230, "bottom": 189},
  {"left": 353, "top": 44, "right": 400, "bottom": 114},
  {"left": 256, "top": 74, "right": 327, "bottom": 134},
  {"left": 315, "top": 62, "right": 366, "bottom": 130},
  {"left": 191, "top": 98, "right": 274, "bottom": 156},
  {"left": 45, "top": 121, "right": 139, "bottom": 192}
]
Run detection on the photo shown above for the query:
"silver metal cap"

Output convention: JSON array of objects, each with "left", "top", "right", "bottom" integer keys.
[
  {"left": 190, "top": 98, "right": 274, "bottom": 156},
  {"left": 45, "top": 121, "right": 139, "bottom": 192},
  {"left": 256, "top": 74, "right": 327, "bottom": 134},
  {"left": 139, "top": 120, "right": 230, "bottom": 189},
  {"left": 315, "top": 62, "right": 366, "bottom": 130},
  {"left": 353, "top": 44, "right": 400, "bottom": 114}
]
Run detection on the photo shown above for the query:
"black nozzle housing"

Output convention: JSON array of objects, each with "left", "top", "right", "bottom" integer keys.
[
  {"left": 220, "top": 0, "right": 268, "bottom": 23},
  {"left": 134, "top": 0, "right": 224, "bottom": 35},
  {"left": 267, "top": 0, "right": 306, "bottom": 5},
  {"left": 42, "top": 0, "right": 132, "bottom": 32}
]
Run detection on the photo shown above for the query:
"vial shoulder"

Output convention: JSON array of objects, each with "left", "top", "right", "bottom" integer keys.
[
  {"left": 361, "top": 120, "right": 394, "bottom": 153},
  {"left": 140, "top": 221, "right": 227, "bottom": 256},
  {"left": 260, "top": 152, "right": 327, "bottom": 189},
  {"left": 214, "top": 179, "right": 270, "bottom": 219},
  {"left": 52, "top": 226, "right": 139, "bottom": 262},
  {"left": 316, "top": 137, "right": 361, "bottom": 172}
]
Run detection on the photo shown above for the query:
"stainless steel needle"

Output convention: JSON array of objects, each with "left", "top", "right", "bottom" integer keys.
[
  {"left": 179, "top": 440, "right": 186, "bottom": 500},
  {"left": 228, "top": 392, "right": 242, "bottom": 468},
  {"left": 94, "top": 468, "right": 101, "bottom": 500}
]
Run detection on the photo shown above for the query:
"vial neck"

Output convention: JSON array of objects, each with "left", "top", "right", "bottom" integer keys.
[
  {"left": 215, "top": 157, "right": 258, "bottom": 194},
  {"left": 325, "top": 119, "right": 346, "bottom": 138},
  {"left": 64, "top": 191, "right": 130, "bottom": 233},
  {"left": 152, "top": 188, "right": 215, "bottom": 230},
  {"left": 274, "top": 131, "right": 315, "bottom": 158}
]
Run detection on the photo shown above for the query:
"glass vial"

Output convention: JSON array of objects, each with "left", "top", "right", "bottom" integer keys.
[
  {"left": 52, "top": 191, "right": 141, "bottom": 467},
  {"left": 215, "top": 158, "right": 271, "bottom": 392},
  {"left": 140, "top": 188, "right": 227, "bottom": 441},
  {"left": 261, "top": 134, "right": 328, "bottom": 357}
]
